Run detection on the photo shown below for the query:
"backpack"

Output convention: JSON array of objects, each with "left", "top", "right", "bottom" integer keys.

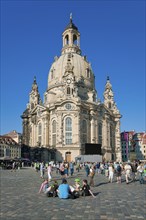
[{"left": 116, "top": 165, "right": 121, "bottom": 172}]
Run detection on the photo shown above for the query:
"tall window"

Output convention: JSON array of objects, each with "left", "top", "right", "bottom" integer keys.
[
  {"left": 67, "top": 87, "right": 71, "bottom": 95},
  {"left": 38, "top": 123, "right": 42, "bottom": 146},
  {"left": 65, "top": 117, "right": 72, "bottom": 145},
  {"left": 82, "top": 120, "right": 87, "bottom": 143},
  {"left": 52, "top": 120, "right": 56, "bottom": 146},
  {"left": 108, "top": 102, "right": 111, "bottom": 109},
  {"left": 65, "top": 34, "right": 69, "bottom": 45},
  {"left": 110, "top": 125, "right": 113, "bottom": 148},
  {"left": 73, "top": 34, "right": 77, "bottom": 45},
  {"left": 86, "top": 68, "right": 90, "bottom": 78},
  {"left": 98, "top": 123, "right": 102, "bottom": 144}
]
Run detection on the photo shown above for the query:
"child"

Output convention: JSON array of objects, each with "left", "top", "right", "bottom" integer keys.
[
  {"left": 81, "top": 179, "right": 96, "bottom": 198},
  {"left": 38, "top": 179, "right": 49, "bottom": 194},
  {"left": 46, "top": 180, "right": 59, "bottom": 197},
  {"left": 71, "top": 178, "right": 82, "bottom": 199}
]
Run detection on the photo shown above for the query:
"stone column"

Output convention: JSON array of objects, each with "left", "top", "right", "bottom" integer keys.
[
  {"left": 115, "top": 119, "right": 122, "bottom": 162},
  {"left": 90, "top": 110, "right": 95, "bottom": 143}
]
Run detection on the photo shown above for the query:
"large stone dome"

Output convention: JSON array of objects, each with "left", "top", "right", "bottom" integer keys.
[
  {"left": 48, "top": 52, "right": 95, "bottom": 90},
  {"left": 45, "top": 16, "right": 97, "bottom": 104}
]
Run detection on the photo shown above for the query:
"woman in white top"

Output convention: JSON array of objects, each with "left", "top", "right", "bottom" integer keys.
[
  {"left": 47, "top": 164, "right": 52, "bottom": 182},
  {"left": 108, "top": 164, "right": 114, "bottom": 183},
  {"left": 124, "top": 163, "right": 132, "bottom": 184}
]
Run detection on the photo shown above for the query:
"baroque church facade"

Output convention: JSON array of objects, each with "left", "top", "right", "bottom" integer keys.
[{"left": 22, "top": 16, "right": 122, "bottom": 162}]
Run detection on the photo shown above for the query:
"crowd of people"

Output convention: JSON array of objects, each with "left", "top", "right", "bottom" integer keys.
[{"left": 36, "top": 160, "right": 146, "bottom": 200}]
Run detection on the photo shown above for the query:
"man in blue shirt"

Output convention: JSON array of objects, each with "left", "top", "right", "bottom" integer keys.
[{"left": 57, "top": 178, "right": 70, "bottom": 199}]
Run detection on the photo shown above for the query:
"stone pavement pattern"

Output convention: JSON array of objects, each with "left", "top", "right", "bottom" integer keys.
[{"left": 0, "top": 167, "right": 145, "bottom": 220}]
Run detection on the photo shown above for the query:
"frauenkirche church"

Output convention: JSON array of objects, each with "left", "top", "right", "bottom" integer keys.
[{"left": 22, "top": 15, "right": 122, "bottom": 162}]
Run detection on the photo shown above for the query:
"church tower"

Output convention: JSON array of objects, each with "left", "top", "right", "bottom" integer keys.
[{"left": 28, "top": 77, "right": 41, "bottom": 110}]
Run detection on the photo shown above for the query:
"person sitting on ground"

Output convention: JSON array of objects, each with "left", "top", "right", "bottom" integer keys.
[
  {"left": 46, "top": 180, "right": 59, "bottom": 197},
  {"left": 70, "top": 178, "right": 82, "bottom": 199},
  {"left": 38, "top": 179, "right": 49, "bottom": 194},
  {"left": 81, "top": 179, "right": 96, "bottom": 198},
  {"left": 57, "top": 178, "right": 71, "bottom": 199}
]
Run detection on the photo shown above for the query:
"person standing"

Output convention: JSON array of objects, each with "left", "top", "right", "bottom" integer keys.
[
  {"left": 108, "top": 163, "right": 114, "bottom": 183},
  {"left": 40, "top": 162, "right": 45, "bottom": 179},
  {"left": 124, "top": 162, "right": 132, "bottom": 184},
  {"left": 47, "top": 164, "right": 52, "bottom": 182},
  {"left": 85, "top": 163, "right": 90, "bottom": 177},
  {"left": 89, "top": 165, "right": 95, "bottom": 187},
  {"left": 116, "top": 162, "right": 122, "bottom": 184},
  {"left": 137, "top": 162, "right": 144, "bottom": 184},
  {"left": 59, "top": 162, "right": 65, "bottom": 178},
  {"left": 69, "top": 161, "right": 74, "bottom": 176}
]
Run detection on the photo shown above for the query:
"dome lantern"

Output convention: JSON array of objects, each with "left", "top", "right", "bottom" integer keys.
[{"left": 62, "top": 14, "right": 81, "bottom": 55}]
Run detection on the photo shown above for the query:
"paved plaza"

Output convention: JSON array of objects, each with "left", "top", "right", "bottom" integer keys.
[{"left": 0, "top": 167, "right": 145, "bottom": 220}]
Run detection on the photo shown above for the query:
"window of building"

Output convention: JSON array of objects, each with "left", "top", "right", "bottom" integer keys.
[
  {"left": 65, "top": 117, "right": 72, "bottom": 145},
  {"left": 65, "top": 34, "right": 69, "bottom": 45},
  {"left": 67, "top": 87, "right": 71, "bottom": 95},
  {"left": 52, "top": 120, "right": 56, "bottom": 146},
  {"left": 108, "top": 102, "right": 111, "bottom": 109},
  {"left": 38, "top": 123, "right": 42, "bottom": 146},
  {"left": 98, "top": 123, "right": 102, "bottom": 144},
  {"left": 31, "top": 103, "right": 34, "bottom": 109},
  {"left": 86, "top": 68, "right": 90, "bottom": 78},
  {"left": 73, "top": 34, "right": 77, "bottom": 45},
  {"left": 82, "top": 120, "right": 87, "bottom": 143},
  {"left": 65, "top": 103, "right": 72, "bottom": 110},
  {"left": 51, "top": 70, "right": 54, "bottom": 79}
]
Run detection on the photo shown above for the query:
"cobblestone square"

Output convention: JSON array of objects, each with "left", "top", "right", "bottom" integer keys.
[{"left": 0, "top": 168, "right": 145, "bottom": 220}]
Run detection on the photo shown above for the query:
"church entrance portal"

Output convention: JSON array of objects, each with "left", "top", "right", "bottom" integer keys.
[{"left": 65, "top": 152, "right": 71, "bottom": 162}]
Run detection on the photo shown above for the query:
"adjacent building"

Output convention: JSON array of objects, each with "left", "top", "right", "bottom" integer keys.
[
  {"left": 21, "top": 16, "right": 122, "bottom": 162},
  {"left": 0, "top": 136, "right": 21, "bottom": 159},
  {"left": 121, "top": 131, "right": 146, "bottom": 161},
  {"left": 4, "top": 130, "right": 22, "bottom": 144}
]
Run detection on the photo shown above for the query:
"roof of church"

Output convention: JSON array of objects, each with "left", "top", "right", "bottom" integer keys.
[{"left": 64, "top": 15, "right": 78, "bottom": 31}]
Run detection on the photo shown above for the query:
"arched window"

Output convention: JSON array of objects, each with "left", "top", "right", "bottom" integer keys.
[
  {"left": 73, "top": 34, "right": 77, "bottom": 45},
  {"left": 82, "top": 120, "right": 87, "bottom": 143},
  {"left": 65, "top": 117, "right": 72, "bottom": 145},
  {"left": 38, "top": 123, "right": 42, "bottom": 146},
  {"left": 31, "top": 103, "right": 34, "bottom": 109},
  {"left": 65, "top": 35, "right": 69, "bottom": 45},
  {"left": 86, "top": 68, "right": 90, "bottom": 78},
  {"left": 108, "top": 102, "right": 111, "bottom": 109},
  {"left": 52, "top": 120, "right": 56, "bottom": 146},
  {"left": 98, "top": 123, "right": 102, "bottom": 144},
  {"left": 67, "top": 87, "right": 71, "bottom": 95},
  {"left": 110, "top": 125, "right": 115, "bottom": 149}
]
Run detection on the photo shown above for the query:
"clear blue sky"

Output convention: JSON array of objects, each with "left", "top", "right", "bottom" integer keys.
[{"left": 1, "top": 0, "right": 145, "bottom": 135}]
